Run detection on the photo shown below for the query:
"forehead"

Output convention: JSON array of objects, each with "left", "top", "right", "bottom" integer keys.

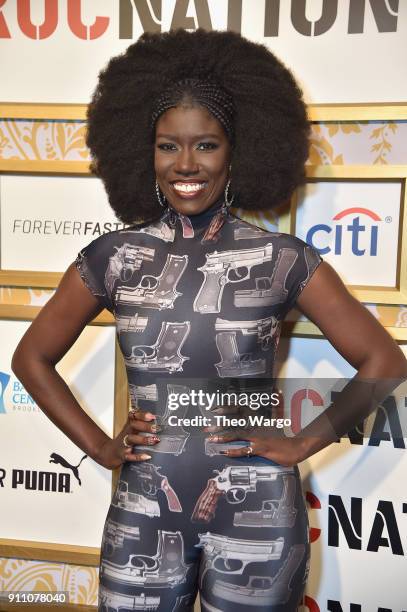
[{"left": 155, "top": 105, "right": 226, "bottom": 137}]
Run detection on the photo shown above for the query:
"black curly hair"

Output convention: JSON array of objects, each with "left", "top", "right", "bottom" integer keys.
[{"left": 86, "top": 28, "right": 310, "bottom": 225}]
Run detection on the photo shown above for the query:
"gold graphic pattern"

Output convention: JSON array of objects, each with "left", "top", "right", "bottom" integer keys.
[{"left": 0, "top": 558, "right": 98, "bottom": 605}]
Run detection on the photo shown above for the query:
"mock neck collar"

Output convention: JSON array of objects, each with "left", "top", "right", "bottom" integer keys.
[{"left": 161, "top": 196, "right": 226, "bottom": 231}]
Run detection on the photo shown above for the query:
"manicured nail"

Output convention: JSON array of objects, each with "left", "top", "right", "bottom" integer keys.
[
  {"left": 151, "top": 424, "right": 161, "bottom": 433},
  {"left": 146, "top": 413, "right": 156, "bottom": 420},
  {"left": 140, "top": 454, "right": 152, "bottom": 460}
]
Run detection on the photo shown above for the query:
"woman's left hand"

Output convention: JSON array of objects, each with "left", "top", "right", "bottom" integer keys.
[
  {"left": 202, "top": 403, "right": 306, "bottom": 467},
  {"left": 204, "top": 429, "right": 305, "bottom": 467}
]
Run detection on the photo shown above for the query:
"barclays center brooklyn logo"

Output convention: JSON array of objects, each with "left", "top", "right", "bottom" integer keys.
[{"left": 0, "top": 372, "right": 11, "bottom": 414}]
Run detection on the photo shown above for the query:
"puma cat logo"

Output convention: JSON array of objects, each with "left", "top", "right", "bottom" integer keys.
[{"left": 49, "top": 453, "right": 87, "bottom": 486}]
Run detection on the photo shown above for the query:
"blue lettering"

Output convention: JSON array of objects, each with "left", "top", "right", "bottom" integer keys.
[
  {"left": 370, "top": 225, "right": 378, "bottom": 256},
  {"left": 348, "top": 217, "right": 365, "bottom": 256},
  {"left": 306, "top": 224, "right": 331, "bottom": 255},
  {"left": 13, "top": 381, "right": 23, "bottom": 392}
]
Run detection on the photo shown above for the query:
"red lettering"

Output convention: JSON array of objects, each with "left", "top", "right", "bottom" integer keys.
[
  {"left": 306, "top": 491, "right": 322, "bottom": 543},
  {"left": 291, "top": 388, "right": 323, "bottom": 434},
  {"left": 67, "top": 0, "right": 109, "bottom": 40},
  {"left": 17, "top": 0, "right": 57, "bottom": 40},
  {"left": 300, "top": 595, "right": 321, "bottom": 612},
  {"left": 0, "top": 0, "right": 11, "bottom": 38}
]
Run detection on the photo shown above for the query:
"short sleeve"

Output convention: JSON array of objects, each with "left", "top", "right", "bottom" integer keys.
[
  {"left": 74, "top": 235, "right": 113, "bottom": 312},
  {"left": 280, "top": 236, "right": 323, "bottom": 317}
]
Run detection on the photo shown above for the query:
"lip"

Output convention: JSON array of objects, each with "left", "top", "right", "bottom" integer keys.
[{"left": 170, "top": 180, "right": 208, "bottom": 200}]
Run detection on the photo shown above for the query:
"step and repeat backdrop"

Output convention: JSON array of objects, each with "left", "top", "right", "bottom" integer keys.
[{"left": 1, "top": 1, "right": 407, "bottom": 609}]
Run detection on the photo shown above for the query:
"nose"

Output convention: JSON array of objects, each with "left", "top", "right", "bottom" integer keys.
[{"left": 174, "top": 146, "right": 199, "bottom": 176}]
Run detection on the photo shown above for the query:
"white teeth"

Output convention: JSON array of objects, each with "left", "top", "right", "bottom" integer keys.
[{"left": 173, "top": 182, "right": 206, "bottom": 193}]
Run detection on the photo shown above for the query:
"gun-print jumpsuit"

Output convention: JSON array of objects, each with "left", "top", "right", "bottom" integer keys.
[{"left": 75, "top": 198, "right": 323, "bottom": 612}]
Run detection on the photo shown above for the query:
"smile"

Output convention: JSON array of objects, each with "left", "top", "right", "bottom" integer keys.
[{"left": 171, "top": 181, "right": 208, "bottom": 196}]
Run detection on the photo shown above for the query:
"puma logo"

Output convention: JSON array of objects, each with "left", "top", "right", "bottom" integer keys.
[{"left": 49, "top": 453, "right": 87, "bottom": 486}]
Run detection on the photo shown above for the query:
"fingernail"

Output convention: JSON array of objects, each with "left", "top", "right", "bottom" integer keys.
[
  {"left": 151, "top": 424, "right": 161, "bottom": 433},
  {"left": 210, "top": 436, "right": 219, "bottom": 442},
  {"left": 146, "top": 413, "right": 156, "bottom": 420},
  {"left": 140, "top": 454, "right": 152, "bottom": 460},
  {"left": 150, "top": 436, "right": 160, "bottom": 443}
]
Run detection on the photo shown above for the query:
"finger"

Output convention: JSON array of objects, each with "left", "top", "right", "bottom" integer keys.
[
  {"left": 124, "top": 433, "right": 161, "bottom": 446},
  {"left": 124, "top": 450, "right": 153, "bottom": 461},
  {"left": 219, "top": 446, "right": 254, "bottom": 457},
  {"left": 128, "top": 418, "right": 161, "bottom": 434},
  {"left": 208, "top": 404, "right": 240, "bottom": 416},
  {"left": 129, "top": 408, "right": 156, "bottom": 422},
  {"left": 205, "top": 432, "right": 245, "bottom": 443}
]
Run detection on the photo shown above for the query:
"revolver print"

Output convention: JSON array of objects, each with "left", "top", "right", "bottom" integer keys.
[{"left": 104, "top": 244, "right": 155, "bottom": 295}]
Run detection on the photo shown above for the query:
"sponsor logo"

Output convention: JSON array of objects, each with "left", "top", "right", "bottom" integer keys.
[
  {"left": 0, "top": 0, "right": 400, "bottom": 40},
  {"left": 290, "top": 386, "right": 406, "bottom": 450},
  {"left": 0, "top": 452, "right": 87, "bottom": 493},
  {"left": 0, "top": 371, "right": 10, "bottom": 414},
  {"left": 306, "top": 207, "right": 382, "bottom": 257},
  {"left": 11, "top": 219, "right": 126, "bottom": 236},
  {"left": 306, "top": 491, "right": 407, "bottom": 556},
  {"left": 0, "top": 372, "right": 39, "bottom": 413}
]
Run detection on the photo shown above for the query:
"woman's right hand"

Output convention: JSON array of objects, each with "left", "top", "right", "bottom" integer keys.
[{"left": 96, "top": 409, "right": 161, "bottom": 470}]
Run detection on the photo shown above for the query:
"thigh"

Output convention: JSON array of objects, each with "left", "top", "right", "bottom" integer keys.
[
  {"left": 195, "top": 458, "right": 310, "bottom": 611},
  {"left": 98, "top": 462, "right": 200, "bottom": 612}
]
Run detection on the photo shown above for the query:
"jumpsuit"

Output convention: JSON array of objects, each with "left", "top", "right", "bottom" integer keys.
[{"left": 75, "top": 198, "right": 323, "bottom": 612}]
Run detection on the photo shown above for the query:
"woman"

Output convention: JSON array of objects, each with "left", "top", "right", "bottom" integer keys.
[{"left": 12, "top": 29, "right": 407, "bottom": 611}]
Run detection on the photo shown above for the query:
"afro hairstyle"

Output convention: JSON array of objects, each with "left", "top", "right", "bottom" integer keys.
[{"left": 86, "top": 28, "right": 310, "bottom": 224}]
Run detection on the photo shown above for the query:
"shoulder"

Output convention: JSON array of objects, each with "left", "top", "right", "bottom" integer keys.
[{"left": 228, "top": 213, "right": 321, "bottom": 256}]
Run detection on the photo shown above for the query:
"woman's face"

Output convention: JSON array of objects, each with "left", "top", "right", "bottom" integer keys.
[{"left": 154, "top": 104, "right": 231, "bottom": 216}]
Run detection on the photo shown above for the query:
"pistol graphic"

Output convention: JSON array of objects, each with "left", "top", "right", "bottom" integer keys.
[
  {"left": 194, "top": 532, "right": 284, "bottom": 589},
  {"left": 193, "top": 243, "right": 273, "bottom": 314},
  {"left": 98, "top": 584, "right": 160, "bottom": 612},
  {"left": 234, "top": 247, "right": 298, "bottom": 307},
  {"left": 136, "top": 384, "right": 191, "bottom": 455},
  {"left": 129, "top": 383, "right": 158, "bottom": 405},
  {"left": 216, "top": 315, "right": 279, "bottom": 350},
  {"left": 213, "top": 544, "right": 305, "bottom": 606},
  {"left": 137, "top": 219, "right": 175, "bottom": 242},
  {"left": 116, "top": 254, "right": 188, "bottom": 309},
  {"left": 102, "top": 518, "right": 140, "bottom": 557},
  {"left": 234, "top": 226, "right": 272, "bottom": 240},
  {"left": 233, "top": 473, "right": 297, "bottom": 528},
  {"left": 191, "top": 465, "right": 295, "bottom": 523},
  {"left": 112, "top": 462, "right": 181, "bottom": 517},
  {"left": 104, "top": 243, "right": 155, "bottom": 294},
  {"left": 116, "top": 313, "right": 148, "bottom": 336},
  {"left": 124, "top": 321, "right": 190, "bottom": 373},
  {"left": 101, "top": 530, "right": 193, "bottom": 587}
]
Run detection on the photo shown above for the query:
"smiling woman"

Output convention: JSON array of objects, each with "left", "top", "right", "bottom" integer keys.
[
  {"left": 155, "top": 105, "right": 231, "bottom": 215},
  {"left": 11, "top": 27, "right": 407, "bottom": 612}
]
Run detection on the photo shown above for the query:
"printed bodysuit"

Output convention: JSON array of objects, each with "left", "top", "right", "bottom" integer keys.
[{"left": 75, "top": 199, "right": 323, "bottom": 612}]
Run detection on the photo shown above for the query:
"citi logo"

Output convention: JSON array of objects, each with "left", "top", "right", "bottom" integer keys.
[{"left": 306, "top": 207, "right": 384, "bottom": 256}]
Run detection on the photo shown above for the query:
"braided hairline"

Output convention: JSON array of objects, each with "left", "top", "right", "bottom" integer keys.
[{"left": 151, "top": 78, "right": 235, "bottom": 142}]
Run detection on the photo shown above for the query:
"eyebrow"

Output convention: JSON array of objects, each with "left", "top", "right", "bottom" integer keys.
[{"left": 156, "top": 133, "right": 222, "bottom": 140}]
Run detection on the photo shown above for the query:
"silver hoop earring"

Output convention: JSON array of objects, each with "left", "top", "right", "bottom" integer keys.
[
  {"left": 224, "top": 179, "right": 235, "bottom": 208},
  {"left": 155, "top": 180, "right": 167, "bottom": 208}
]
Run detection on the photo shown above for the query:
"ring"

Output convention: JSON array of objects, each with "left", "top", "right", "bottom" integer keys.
[
  {"left": 123, "top": 434, "right": 132, "bottom": 448},
  {"left": 245, "top": 445, "right": 253, "bottom": 456}
]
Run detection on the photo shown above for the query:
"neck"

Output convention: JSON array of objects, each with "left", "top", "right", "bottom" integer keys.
[{"left": 165, "top": 196, "right": 226, "bottom": 230}]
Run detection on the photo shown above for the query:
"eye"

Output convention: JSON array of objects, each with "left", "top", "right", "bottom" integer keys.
[
  {"left": 197, "top": 142, "right": 218, "bottom": 151},
  {"left": 157, "top": 143, "right": 177, "bottom": 151}
]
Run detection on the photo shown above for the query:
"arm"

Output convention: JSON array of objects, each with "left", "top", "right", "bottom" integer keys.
[
  {"left": 205, "top": 262, "right": 407, "bottom": 464},
  {"left": 11, "top": 263, "right": 160, "bottom": 469},
  {"left": 294, "top": 261, "right": 407, "bottom": 459}
]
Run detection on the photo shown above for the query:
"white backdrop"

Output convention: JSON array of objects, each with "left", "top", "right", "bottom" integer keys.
[
  {"left": 0, "top": 320, "right": 115, "bottom": 547},
  {"left": 1, "top": 0, "right": 407, "bottom": 104}
]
